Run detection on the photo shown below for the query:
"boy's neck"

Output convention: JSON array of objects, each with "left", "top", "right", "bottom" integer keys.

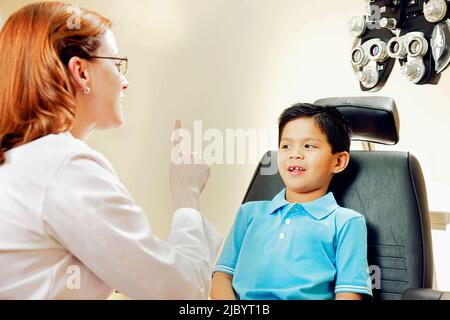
[{"left": 285, "top": 187, "right": 329, "bottom": 204}]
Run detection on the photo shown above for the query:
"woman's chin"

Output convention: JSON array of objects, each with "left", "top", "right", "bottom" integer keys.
[
  {"left": 113, "top": 107, "right": 125, "bottom": 127},
  {"left": 98, "top": 116, "right": 125, "bottom": 130},
  {"left": 114, "top": 116, "right": 125, "bottom": 128}
]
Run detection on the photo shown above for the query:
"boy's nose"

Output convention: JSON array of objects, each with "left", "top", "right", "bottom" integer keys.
[{"left": 290, "top": 151, "right": 304, "bottom": 160}]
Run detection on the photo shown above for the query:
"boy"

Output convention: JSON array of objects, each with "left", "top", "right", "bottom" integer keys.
[{"left": 211, "top": 103, "right": 372, "bottom": 300}]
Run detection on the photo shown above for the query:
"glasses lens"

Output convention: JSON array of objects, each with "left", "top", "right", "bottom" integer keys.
[
  {"left": 121, "top": 60, "right": 128, "bottom": 75},
  {"left": 115, "top": 60, "right": 126, "bottom": 75}
]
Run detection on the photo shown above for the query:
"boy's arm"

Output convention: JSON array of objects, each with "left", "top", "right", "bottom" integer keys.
[
  {"left": 334, "top": 216, "right": 373, "bottom": 299},
  {"left": 335, "top": 293, "right": 363, "bottom": 300},
  {"left": 211, "top": 204, "right": 250, "bottom": 300},
  {"left": 211, "top": 272, "right": 236, "bottom": 300}
]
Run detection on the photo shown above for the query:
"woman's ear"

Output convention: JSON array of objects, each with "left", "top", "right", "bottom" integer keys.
[
  {"left": 332, "top": 151, "right": 350, "bottom": 174},
  {"left": 68, "top": 57, "right": 90, "bottom": 93}
]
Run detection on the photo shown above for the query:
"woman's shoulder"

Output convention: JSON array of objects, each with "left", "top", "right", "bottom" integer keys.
[
  {"left": 6, "top": 132, "right": 116, "bottom": 178},
  {"left": 48, "top": 133, "right": 116, "bottom": 175},
  {"left": 33, "top": 132, "right": 107, "bottom": 161}
]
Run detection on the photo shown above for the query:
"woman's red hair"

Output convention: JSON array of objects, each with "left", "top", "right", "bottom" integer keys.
[{"left": 0, "top": 2, "right": 112, "bottom": 165}]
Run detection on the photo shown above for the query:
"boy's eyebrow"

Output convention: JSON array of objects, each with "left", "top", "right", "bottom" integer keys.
[{"left": 280, "top": 137, "right": 322, "bottom": 143}]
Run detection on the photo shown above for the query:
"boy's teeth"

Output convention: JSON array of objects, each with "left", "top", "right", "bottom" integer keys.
[{"left": 289, "top": 167, "right": 304, "bottom": 172}]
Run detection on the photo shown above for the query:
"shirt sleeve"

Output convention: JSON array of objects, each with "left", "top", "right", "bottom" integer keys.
[
  {"left": 41, "top": 153, "right": 222, "bottom": 300},
  {"left": 213, "top": 205, "right": 248, "bottom": 276},
  {"left": 334, "top": 216, "right": 373, "bottom": 297}
]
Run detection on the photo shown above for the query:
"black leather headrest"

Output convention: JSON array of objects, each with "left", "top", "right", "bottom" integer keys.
[{"left": 314, "top": 97, "right": 400, "bottom": 145}]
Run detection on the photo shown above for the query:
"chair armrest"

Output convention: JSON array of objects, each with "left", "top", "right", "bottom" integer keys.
[{"left": 402, "top": 289, "right": 450, "bottom": 300}]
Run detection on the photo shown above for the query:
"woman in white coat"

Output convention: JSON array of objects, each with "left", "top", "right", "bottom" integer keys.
[{"left": 0, "top": 2, "right": 221, "bottom": 300}]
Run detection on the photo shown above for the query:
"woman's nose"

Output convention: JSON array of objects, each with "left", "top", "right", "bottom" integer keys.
[{"left": 121, "top": 75, "right": 129, "bottom": 91}]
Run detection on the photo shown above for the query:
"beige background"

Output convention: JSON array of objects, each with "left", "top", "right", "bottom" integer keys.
[{"left": 1, "top": 0, "right": 450, "bottom": 290}]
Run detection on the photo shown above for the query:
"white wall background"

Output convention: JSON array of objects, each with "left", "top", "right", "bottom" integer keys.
[{"left": 1, "top": 0, "right": 450, "bottom": 291}]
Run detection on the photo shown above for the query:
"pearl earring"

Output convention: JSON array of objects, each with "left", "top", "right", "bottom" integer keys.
[{"left": 84, "top": 87, "right": 91, "bottom": 95}]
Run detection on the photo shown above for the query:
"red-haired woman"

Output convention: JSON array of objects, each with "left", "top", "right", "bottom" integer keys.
[{"left": 0, "top": 2, "right": 221, "bottom": 300}]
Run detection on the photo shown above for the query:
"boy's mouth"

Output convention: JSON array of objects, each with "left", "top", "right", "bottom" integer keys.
[{"left": 287, "top": 166, "right": 306, "bottom": 176}]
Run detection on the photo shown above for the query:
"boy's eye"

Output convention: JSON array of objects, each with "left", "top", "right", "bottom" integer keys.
[
  {"left": 281, "top": 145, "right": 290, "bottom": 150},
  {"left": 305, "top": 144, "right": 315, "bottom": 149}
]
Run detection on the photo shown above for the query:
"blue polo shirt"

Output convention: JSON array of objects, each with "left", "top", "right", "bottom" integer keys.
[{"left": 214, "top": 189, "right": 372, "bottom": 300}]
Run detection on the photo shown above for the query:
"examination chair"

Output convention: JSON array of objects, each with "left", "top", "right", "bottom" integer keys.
[{"left": 243, "top": 96, "right": 450, "bottom": 300}]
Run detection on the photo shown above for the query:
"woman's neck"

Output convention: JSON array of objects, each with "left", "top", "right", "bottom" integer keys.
[{"left": 69, "top": 122, "right": 95, "bottom": 141}]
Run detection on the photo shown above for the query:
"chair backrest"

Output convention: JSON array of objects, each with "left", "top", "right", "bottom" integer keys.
[{"left": 242, "top": 97, "right": 434, "bottom": 300}]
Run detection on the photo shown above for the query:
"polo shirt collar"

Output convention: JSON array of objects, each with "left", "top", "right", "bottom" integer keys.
[
  {"left": 267, "top": 189, "right": 290, "bottom": 214},
  {"left": 301, "top": 192, "right": 339, "bottom": 220},
  {"left": 269, "top": 189, "right": 339, "bottom": 220}
]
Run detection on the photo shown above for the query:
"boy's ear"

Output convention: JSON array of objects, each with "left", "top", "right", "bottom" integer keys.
[{"left": 332, "top": 151, "right": 350, "bottom": 174}]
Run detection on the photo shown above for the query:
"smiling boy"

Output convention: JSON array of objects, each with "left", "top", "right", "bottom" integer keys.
[{"left": 211, "top": 103, "right": 372, "bottom": 300}]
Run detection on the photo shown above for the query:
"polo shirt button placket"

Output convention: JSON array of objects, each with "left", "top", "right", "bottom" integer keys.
[{"left": 279, "top": 206, "right": 298, "bottom": 241}]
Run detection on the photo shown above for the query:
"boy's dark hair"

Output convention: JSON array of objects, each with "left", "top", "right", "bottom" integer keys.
[{"left": 278, "top": 103, "right": 352, "bottom": 154}]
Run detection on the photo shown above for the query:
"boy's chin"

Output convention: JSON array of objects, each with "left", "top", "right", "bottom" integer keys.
[{"left": 284, "top": 185, "right": 310, "bottom": 194}]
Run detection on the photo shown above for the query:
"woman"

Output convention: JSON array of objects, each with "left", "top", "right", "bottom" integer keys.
[{"left": 0, "top": 2, "right": 221, "bottom": 299}]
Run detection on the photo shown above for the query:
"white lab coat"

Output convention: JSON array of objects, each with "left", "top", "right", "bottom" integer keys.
[{"left": 0, "top": 132, "right": 222, "bottom": 300}]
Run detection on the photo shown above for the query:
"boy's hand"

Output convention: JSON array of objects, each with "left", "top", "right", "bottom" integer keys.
[{"left": 170, "top": 119, "right": 210, "bottom": 212}]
